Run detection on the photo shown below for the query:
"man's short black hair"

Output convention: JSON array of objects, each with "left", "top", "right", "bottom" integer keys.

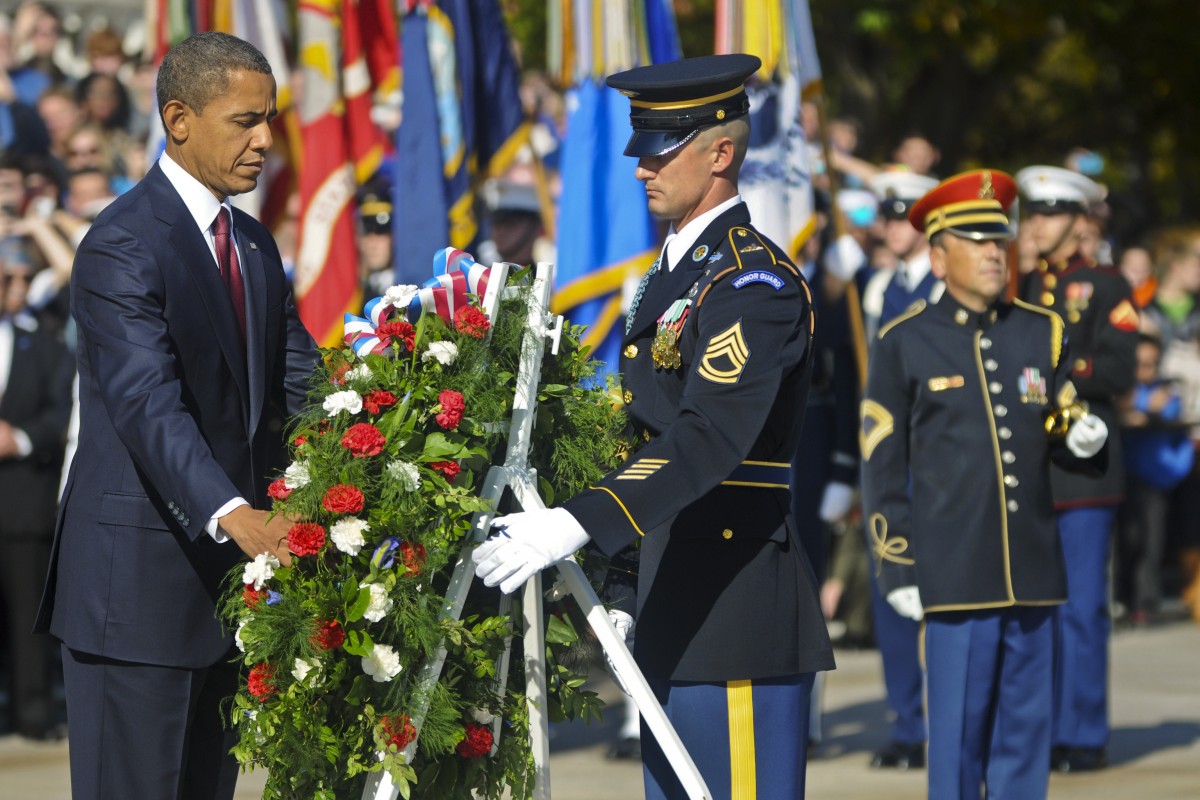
[{"left": 156, "top": 31, "right": 272, "bottom": 121}]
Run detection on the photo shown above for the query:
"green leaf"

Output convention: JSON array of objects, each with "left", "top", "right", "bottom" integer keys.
[
  {"left": 544, "top": 615, "right": 577, "bottom": 646},
  {"left": 343, "top": 629, "right": 374, "bottom": 657},
  {"left": 345, "top": 586, "right": 371, "bottom": 622}
]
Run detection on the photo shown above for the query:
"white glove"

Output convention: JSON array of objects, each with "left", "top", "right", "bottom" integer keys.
[
  {"left": 1065, "top": 412, "right": 1108, "bottom": 458},
  {"left": 472, "top": 508, "right": 591, "bottom": 594},
  {"left": 886, "top": 586, "right": 924, "bottom": 621},
  {"left": 604, "top": 609, "right": 636, "bottom": 695},
  {"left": 822, "top": 233, "right": 867, "bottom": 282},
  {"left": 819, "top": 482, "right": 855, "bottom": 523}
]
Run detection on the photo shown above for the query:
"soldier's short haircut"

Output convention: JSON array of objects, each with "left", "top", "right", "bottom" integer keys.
[
  {"left": 156, "top": 31, "right": 272, "bottom": 121},
  {"left": 698, "top": 117, "right": 751, "bottom": 173}
]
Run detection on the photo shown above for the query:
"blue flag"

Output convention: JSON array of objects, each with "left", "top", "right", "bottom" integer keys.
[{"left": 394, "top": 0, "right": 527, "bottom": 284}]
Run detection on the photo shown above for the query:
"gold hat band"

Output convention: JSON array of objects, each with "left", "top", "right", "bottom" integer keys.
[{"left": 629, "top": 84, "right": 745, "bottom": 110}]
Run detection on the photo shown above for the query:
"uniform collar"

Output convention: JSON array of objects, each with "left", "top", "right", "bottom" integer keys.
[
  {"left": 934, "top": 291, "right": 1005, "bottom": 330},
  {"left": 663, "top": 194, "right": 743, "bottom": 271}
]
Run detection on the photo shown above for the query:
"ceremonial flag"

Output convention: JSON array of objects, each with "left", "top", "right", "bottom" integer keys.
[
  {"left": 549, "top": 0, "right": 680, "bottom": 372},
  {"left": 393, "top": 0, "right": 528, "bottom": 284}
]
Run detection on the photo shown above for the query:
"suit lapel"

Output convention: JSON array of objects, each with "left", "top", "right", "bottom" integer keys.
[
  {"left": 238, "top": 225, "right": 266, "bottom": 438},
  {"left": 150, "top": 167, "right": 250, "bottom": 425}
]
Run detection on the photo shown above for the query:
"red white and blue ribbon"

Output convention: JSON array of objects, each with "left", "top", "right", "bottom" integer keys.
[{"left": 343, "top": 247, "right": 492, "bottom": 355}]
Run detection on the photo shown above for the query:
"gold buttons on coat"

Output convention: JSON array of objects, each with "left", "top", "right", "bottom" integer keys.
[
  {"left": 1041, "top": 292, "right": 1056, "bottom": 306},
  {"left": 1044, "top": 275, "right": 1058, "bottom": 289},
  {"left": 994, "top": 404, "right": 1008, "bottom": 417},
  {"left": 989, "top": 382, "right": 1003, "bottom": 394},
  {"left": 1008, "top": 499, "right": 1020, "bottom": 512},
  {"left": 985, "top": 359, "right": 999, "bottom": 371},
  {"left": 999, "top": 427, "right": 1012, "bottom": 440},
  {"left": 623, "top": 390, "right": 633, "bottom": 404},
  {"left": 1002, "top": 451, "right": 1016, "bottom": 464},
  {"left": 722, "top": 529, "right": 734, "bottom": 540},
  {"left": 624, "top": 344, "right": 639, "bottom": 359},
  {"left": 1004, "top": 475, "right": 1020, "bottom": 488}
]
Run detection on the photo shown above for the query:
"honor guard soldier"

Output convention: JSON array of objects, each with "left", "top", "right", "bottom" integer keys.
[
  {"left": 861, "top": 170, "right": 1110, "bottom": 800},
  {"left": 474, "top": 54, "right": 834, "bottom": 799},
  {"left": 1016, "top": 165, "right": 1138, "bottom": 773}
]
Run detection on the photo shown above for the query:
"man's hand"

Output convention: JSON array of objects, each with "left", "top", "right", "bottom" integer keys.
[
  {"left": 819, "top": 482, "right": 855, "bottom": 524},
  {"left": 1066, "top": 412, "right": 1108, "bottom": 458},
  {"left": 886, "top": 586, "right": 923, "bottom": 621},
  {"left": 472, "top": 508, "right": 590, "bottom": 594},
  {"left": 220, "top": 505, "right": 293, "bottom": 566},
  {"left": 0, "top": 420, "right": 20, "bottom": 459}
]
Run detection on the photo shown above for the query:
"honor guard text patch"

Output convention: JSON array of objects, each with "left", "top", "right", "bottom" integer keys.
[
  {"left": 731, "top": 270, "right": 785, "bottom": 291},
  {"left": 698, "top": 321, "right": 750, "bottom": 384}
]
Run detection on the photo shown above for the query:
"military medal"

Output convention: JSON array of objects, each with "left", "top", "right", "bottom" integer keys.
[{"left": 652, "top": 299, "right": 690, "bottom": 369}]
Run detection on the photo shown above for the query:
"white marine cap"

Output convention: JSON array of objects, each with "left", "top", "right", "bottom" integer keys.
[
  {"left": 1015, "top": 165, "right": 1104, "bottom": 214},
  {"left": 868, "top": 171, "right": 939, "bottom": 219}
]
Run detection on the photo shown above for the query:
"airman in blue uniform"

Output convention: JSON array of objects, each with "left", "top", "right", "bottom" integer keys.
[
  {"left": 473, "top": 53, "right": 834, "bottom": 799},
  {"left": 861, "top": 170, "right": 1110, "bottom": 799}
]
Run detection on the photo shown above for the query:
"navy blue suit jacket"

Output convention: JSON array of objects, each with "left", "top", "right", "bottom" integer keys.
[{"left": 36, "top": 163, "right": 318, "bottom": 668}]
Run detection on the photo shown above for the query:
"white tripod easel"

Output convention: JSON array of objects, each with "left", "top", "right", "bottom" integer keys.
[{"left": 362, "top": 262, "right": 711, "bottom": 800}]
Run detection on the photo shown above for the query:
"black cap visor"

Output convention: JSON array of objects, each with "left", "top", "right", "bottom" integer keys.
[
  {"left": 623, "top": 127, "right": 700, "bottom": 157},
  {"left": 1026, "top": 199, "right": 1086, "bottom": 216},
  {"left": 943, "top": 220, "right": 1015, "bottom": 242}
]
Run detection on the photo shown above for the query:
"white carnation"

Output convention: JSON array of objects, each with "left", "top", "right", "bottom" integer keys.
[
  {"left": 421, "top": 341, "right": 458, "bottom": 366},
  {"left": 292, "top": 656, "right": 321, "bottom": 684},
  {"left": 386, "top": 460, "right": 421, "bottom": 491},
  {"left": 234, "top": 621, "right": 249, "bottom": 653},
  {"left": 330, "top": 517, "right": 370, "bottom": 556},
  {"left": 471, "top": 708, "right": 496, "bottom": 725},
  {"left": 324, "top": 389, "right": 363, "bottom": 417},
  {"left": 362, "top": 643, "right": 403, "bottom": 683},
  {"left": 361, "top": 581, "right": 394, "bottom": 623},
  {"left": 283, "top": 460, "right": 311, "bottom": 490},
  {"left": 384, "top": 284, "right": 420, "bottom": 309},
  {"left": 242, "top": 553, "right": 280, "bottom": 590},
  {"left": 345, "top": 363, "right": 374, "bottom": 383}
]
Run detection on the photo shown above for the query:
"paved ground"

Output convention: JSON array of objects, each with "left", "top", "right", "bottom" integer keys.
[{"left": 2, "top": 618, "right": 1197, "bottom": 798}]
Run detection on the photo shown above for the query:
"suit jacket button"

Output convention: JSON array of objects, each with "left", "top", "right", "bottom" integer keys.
[
  {"left": 624, "top": 344, "right": 638, "bottom": 359},
  {"left": 623, "top": 390, "right": 634, "bottom": 404},
  {"left": 168, "top": 501, "right": 176, "bottom": 510},
  {"left": 722, "top": 529, "right": 733, "bottom": 540}
]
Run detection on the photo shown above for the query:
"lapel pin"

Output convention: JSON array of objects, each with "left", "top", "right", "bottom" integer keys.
[{"left": 249, "top": 242, "right": 259, "bottom": 250}]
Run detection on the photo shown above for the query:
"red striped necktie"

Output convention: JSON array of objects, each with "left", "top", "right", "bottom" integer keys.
[{"left": 212, "top": 206, "right": 246, "bottom": 340}]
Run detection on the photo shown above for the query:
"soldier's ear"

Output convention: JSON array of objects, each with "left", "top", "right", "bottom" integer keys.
[{"left": 929, "top": 237, "right": 948, "bottom": 279}]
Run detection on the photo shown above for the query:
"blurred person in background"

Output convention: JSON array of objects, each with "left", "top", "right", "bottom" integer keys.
[
  {"left": 64, "top": 165, "right": 114, "bottom": 223},
  {"left": 0, "top": 15, "right": 50, "bottom": 156},
  {"left": 75, "top": 72, "right": 131, "bottom": 136},
  {"left": 1017, "top": 165, "right": 1138, "bottom": 774},
  {"left": 11, "top": 2, "right": 65, "bottom": 97},
  {"left": 1118, "top": 244, "right": 1157, "bottom": 311},
  {"left": 36, "top": 84, "right": 83, "bottom": 165},
  {"left": 0, "top": 234, "right": 73, "bottom": 741},
  {"left": 82, "top": 27, "right": 125, "bottom": 77},
  {"left": 476, "top": 177, "right": 553, "bottom": 267},
  {"left": 357, "top": 189, "right": 394, "bottom": 297},
  {"left": 1141, "top": 231, "right": 1200, "bottom": 349},
  {"left": 1117, "top": 334, "right": 1192, "bottom": 626}
]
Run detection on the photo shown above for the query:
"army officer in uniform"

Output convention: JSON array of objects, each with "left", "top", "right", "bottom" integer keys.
[
  {"left": 861, "top": 170, "right": 1109, "bottom": 799},
  {"left": 474, "top": 54, "right": 834, "bottom": 799}
]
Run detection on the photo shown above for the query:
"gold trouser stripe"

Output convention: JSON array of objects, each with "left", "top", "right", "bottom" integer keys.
[{"left": 727, "top": 679, "right": 757, "bottom": 800}]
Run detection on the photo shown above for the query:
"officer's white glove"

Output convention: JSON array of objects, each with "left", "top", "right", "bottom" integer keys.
[
  {"left": 822, "top": 233, "right": 867, "bottom": 282},
  {"left": 819, "top": 482, "right": 855, "bottom": 523},
  {"left": 1065, "top": 413, "right": 1108, "bottom": 458},
  {"left": 472, "top": 508, "right": 591, "bottom": 595},
  {"left": 604, "top": 609, "right": 636, "bottom": 695},
  {"left": 886, "top": 586, "right": 924, "bottom": 621}
]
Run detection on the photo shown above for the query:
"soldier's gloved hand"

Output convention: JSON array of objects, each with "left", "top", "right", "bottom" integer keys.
[
  {"left": 472, "top": 508, "right": 590, "bottom": 594},
  {"left": 819, "top": 482, "right": 855, "bottom": 523},
  {"left": 604, "top": 609, "right": 636, "bottom": 695},
  {"left": 1065, "top": 413, "right": 1108, "bottom": 458},
  {"left": 886, "top": 586, "right": 924, "bottom": 621}
]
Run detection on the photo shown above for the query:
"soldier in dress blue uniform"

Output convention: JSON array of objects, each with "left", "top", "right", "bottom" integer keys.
[
  {"left": 1016, "top": 165, "right": 1138, "bottom": 773},
  {"left": 858, "top": 170, "right": 940, "bottom": 770},
  {"left": 474, "top": 53, "right": 834, "bottom": 799},
  {"left": 861, "top": 169, "right": 1111, "bottom": 799}
]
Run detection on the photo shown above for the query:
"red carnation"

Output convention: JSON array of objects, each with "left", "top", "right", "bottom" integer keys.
[
  {"left": 322, "top": 484, "right": 365, "bottom": 514},
  {"left": 293, "top": 435, "right": 308, "bottom": 447},
  {"left": 429, "top": 460, "right": 461, "bottom": 481},
  {"left": 330, "top": 361, "right": 351, "bottom": 386},
  {"left": 288, "top": 522, "right": 326, "bottom": 556},
  {"left": 376, "top": 320, "right": 415, "bottom": 350},
  {"left": 243, "top": 585, "right": 268, "bottom": 608},
  {"left": 454, "top": 306, "right": 491, "bottom": 339},
  {"left": 342, "top": 422, "right": 387, "bottom": 457},
  {"left": 268, "top": 478, "right": 291, "bottom": 502},
  {"left": 311, "top": 619, "right": 346, "bottom": 651},
  {"left": 456, "top": 722, "right": 494, "bottom": 759},
  {"left": 363, "top": 389, "right": 398, "bottom": 415},
  {"left": 399, "top": 541, "right": 427, "bottom": 576},
  {"left": 379, "top": 714, "right": 417, "bottom": 750},
  {"left": 248, "top": 663, "right": 276, "bottom": 702},
  {"left": 435, "top": 390, "right": 465, "bottom": 430}
]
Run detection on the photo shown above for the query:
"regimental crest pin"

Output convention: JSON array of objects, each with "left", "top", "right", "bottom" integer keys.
[
  {"left": 692, "top": 245, "right": 709, "bottom": 262},
  {"left": 1019, "top": 367, "right": 1048, "bottom": 405}
]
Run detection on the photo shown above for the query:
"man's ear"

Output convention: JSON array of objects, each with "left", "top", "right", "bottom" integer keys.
[
  {"left": 162, "top": 99, "right": 190, "bottom": 144},
  {"left": 712, "top": 135, "right": 736, "bottom": 173},
  {"left": 929, "top": 238, "right": 947, "bottom": 279}
]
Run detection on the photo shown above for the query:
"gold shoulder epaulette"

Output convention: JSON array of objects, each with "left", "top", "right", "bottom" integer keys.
[
  {"left": 1012, "top": 298, "right": 1064, "bottom": 368},
  {"left": 877, "top": 299, "right": 927, "bottom": 340}
]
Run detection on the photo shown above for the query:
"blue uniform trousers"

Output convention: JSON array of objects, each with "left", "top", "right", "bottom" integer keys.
[
  {"left": 1052, "top": 505, "right": 1114, "bottom": 749},
  {"left": 925, "top": 607, "right": 1054, "bottom": 800},
  {"left": 642, "top": 673, "right": 814, "bottom": 800},
  {"left": 867, "top": 565, "right": 926, "bottom": 745}
]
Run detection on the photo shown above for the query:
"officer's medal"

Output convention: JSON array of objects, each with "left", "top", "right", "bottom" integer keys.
[{"left": 652, "top": 299, "right": 690, "bottom": 369}]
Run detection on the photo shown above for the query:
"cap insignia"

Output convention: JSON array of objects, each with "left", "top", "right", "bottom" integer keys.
[
  {"left": 716, "top": 109, "right": 726, "bottom": 121},
  {"left": 979, "top": 170, "right": 995, "bottom": 199}
]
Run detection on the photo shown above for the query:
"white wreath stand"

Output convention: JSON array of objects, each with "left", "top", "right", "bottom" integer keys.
[{"left": 362, "top": 263, "right": 712, "bottom": 800}]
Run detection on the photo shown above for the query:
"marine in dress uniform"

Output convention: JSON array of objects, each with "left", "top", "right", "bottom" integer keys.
[
  {"left": 474, "top": 54, "right": 834, "bottom": 800},
  {"left": 859, "top": 170, "right": 940, "bottom": 770},
  {"left": 1016, "top": 165, "right": 1138, "bottom": 773},
  {"left": 860, "top": 170, "right": 1110, "bottom": 799}
]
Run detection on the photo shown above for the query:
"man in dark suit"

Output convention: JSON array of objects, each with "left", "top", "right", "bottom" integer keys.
[
  {"left": 34, "top": 32, "right": 317, "bottom": 800},
  {"left": 474, "top": 54, "right": 834, "bottom": 799},
  {"left": 0, "top": 241, "right": 72, "bottom": 740}
]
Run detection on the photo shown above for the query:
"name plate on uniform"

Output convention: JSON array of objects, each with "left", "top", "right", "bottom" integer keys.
[{"left": 928, "top": 376, "right": 965, "bottom": 392}]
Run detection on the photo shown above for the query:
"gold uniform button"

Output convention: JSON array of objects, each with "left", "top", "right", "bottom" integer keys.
[
  {"left": 1041, "top": 292, "right": 1056, "bottom": 306},
  {"left": 1044, "top": 275, "right": 1058, "bottom": 289},
  {"left": 623, "top": 390, "right": 633, "bottom": 404},
  {"left": 722, "top": 529, "right": 734, "bottom": 540},
  {"left": 624, "top": 344, "right": 639, "bottom": 359},
  {"left": 1068, "top": 310, "right": 1081, "bottom": 323},
  {"left": 1075, "top": 358, "right": 1088, "bottom": 372}
]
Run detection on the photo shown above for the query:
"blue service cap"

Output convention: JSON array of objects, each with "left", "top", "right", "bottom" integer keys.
[{"left": 606, "top": 54, "right": 761, "bottom": 158}]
